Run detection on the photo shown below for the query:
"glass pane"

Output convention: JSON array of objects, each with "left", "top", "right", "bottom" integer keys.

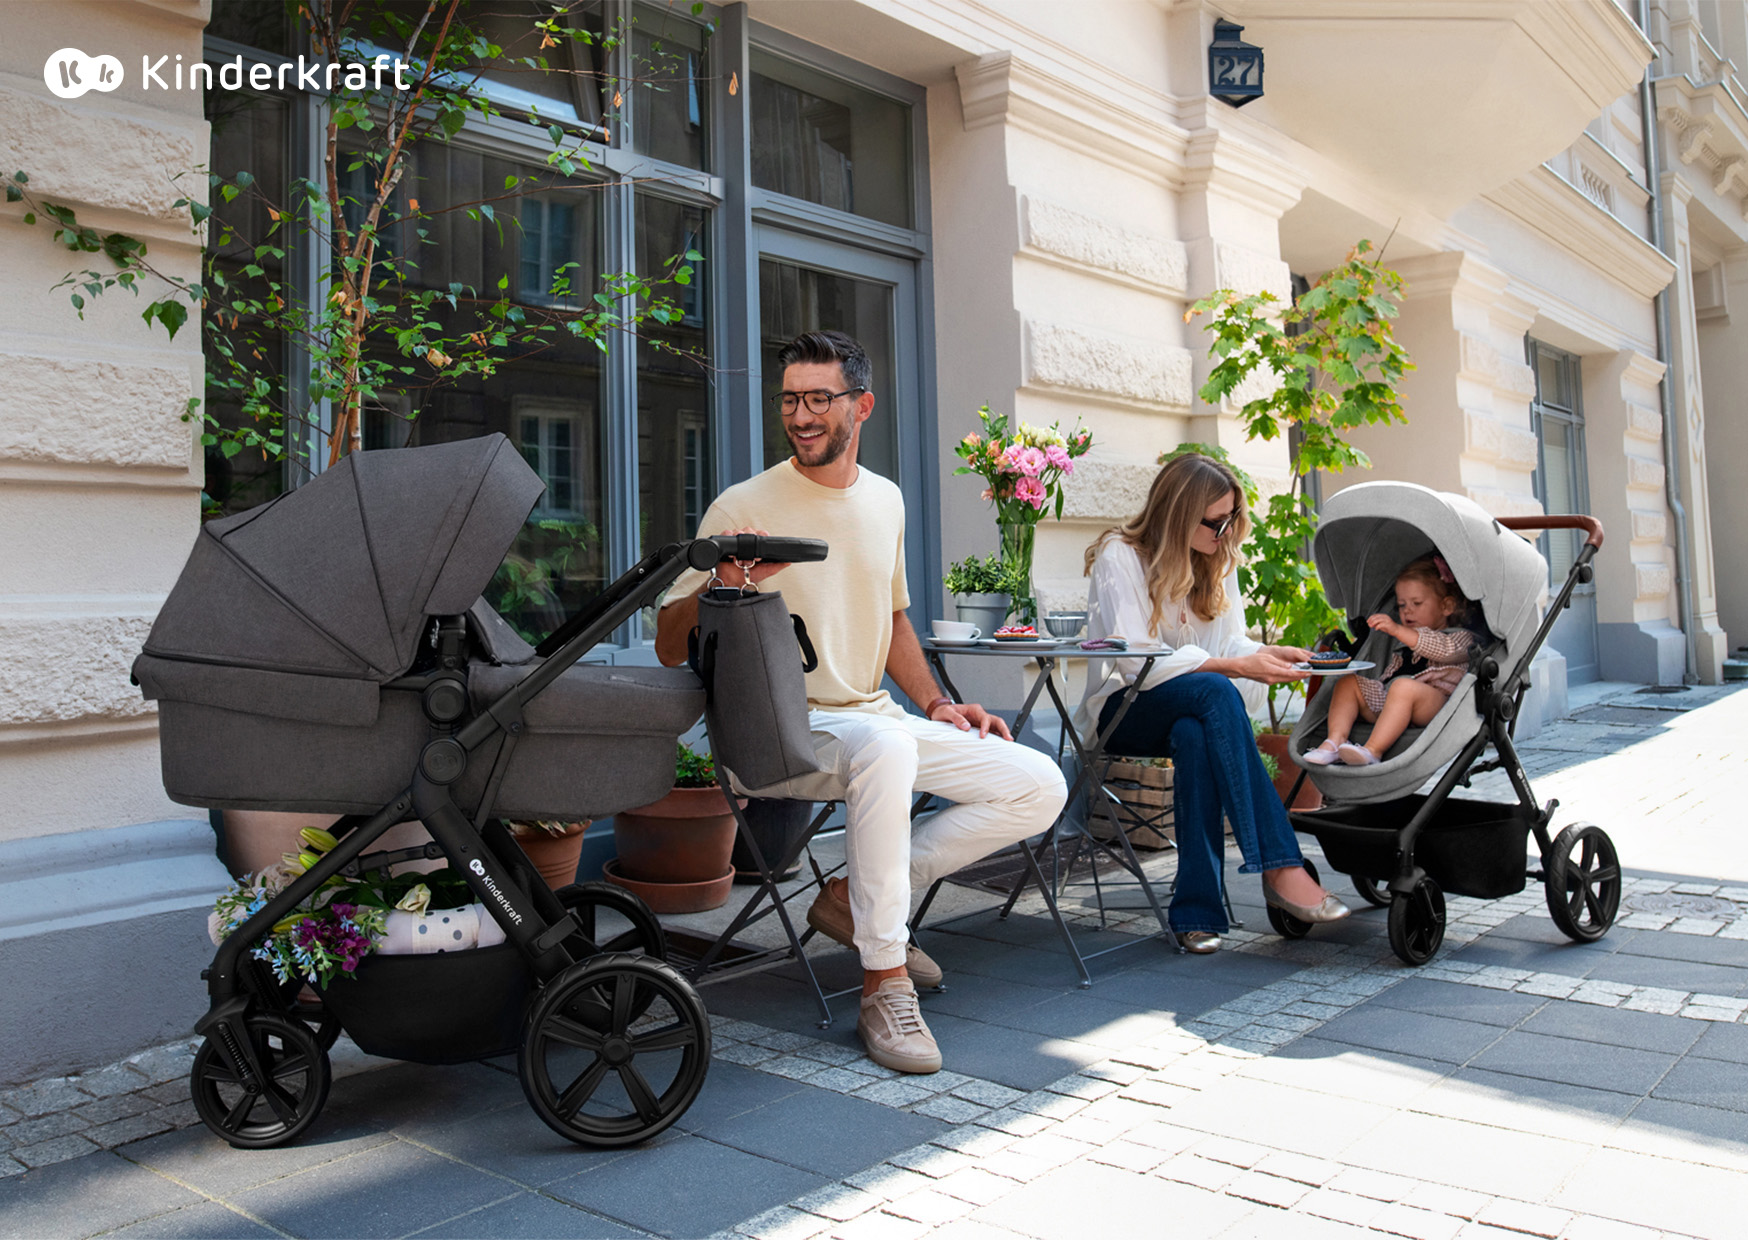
[
  {"left": 360, "top": 1, "right": 606, "bottom": 127},
  {"left": 1540, "top": 418, "right": 1577, "bottom": 575},
  {"left": 1536, "top": 348, "right": 1572, "bottom": 411},
  {"left": 637, "top": 195, "right": 711, "bottom": 557},
  {"left": 751, "top": 50, "right": 911, "bottom": 228},
  {"left": 373, "top": 139, "right": 608, "bottom": 642},
  {"left": 203, "top": 85, "right": 291, "bottom": 518},
  {"left": 759, "top": 258, "right": 896, "bottom": 481},
  {"left": 208, "top": 0, "right": 292, "bottom": 55},
  {"left": 631, "top": 6, "right": 709, "bottom": 170}
]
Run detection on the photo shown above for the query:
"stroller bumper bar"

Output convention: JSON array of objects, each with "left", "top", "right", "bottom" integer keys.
[{"left": 1497, "top": 514, "right": 1604, "bottom": 549}]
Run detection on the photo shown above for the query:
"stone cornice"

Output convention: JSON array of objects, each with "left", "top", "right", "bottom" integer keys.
[
  {"left": 1483, "top": 165, "right": 1677, "bottom": 301},
  {"left": 1655, "top": 73, "right": 1748, "bottom": 229},
  {"left": 956, "top": 52, "right": 1192, "bottom": 187}
]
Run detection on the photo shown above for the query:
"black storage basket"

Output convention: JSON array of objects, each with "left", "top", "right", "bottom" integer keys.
[
  {"left": 1292, "top": 794, "right": 1530, "bottom": 900},
  {"left": 316, "top": 943, "right": 534, "bottom": 1063}
]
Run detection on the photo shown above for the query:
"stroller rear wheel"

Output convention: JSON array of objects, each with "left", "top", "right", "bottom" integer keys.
[
  {"left": 1265, "top": 859, "right": 1321, "bottom": 940},
  {"left": 190, "top": 1012, "right": 331, "bottom": 1149},
  {"left": 519, "top": 952, "right": 711, "bottom": 1148},
  {"left": 1387, "top": 876, "right": 1446, "bottom": 966},
  {"left": 556, "top": 882, "right": 668, "bottom": 961},
  {"left": 1545, "top": 823, "right": 1620, "bottom": 943},
  {"left": 1350, "top": 874, "right": 1392, "bottom": 908}
]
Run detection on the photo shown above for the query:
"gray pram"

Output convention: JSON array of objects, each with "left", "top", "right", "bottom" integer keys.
[
  {"left": 1281, "top": 482, "right": 1622, "bottom": 965},
  {"left": 133, "top": 435, "right": 825, "bottom": 1148}
]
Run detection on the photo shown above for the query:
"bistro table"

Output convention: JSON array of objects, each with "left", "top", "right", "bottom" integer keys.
[{"left": 913, "top": 638, "right": 1183, "bottom": 985}]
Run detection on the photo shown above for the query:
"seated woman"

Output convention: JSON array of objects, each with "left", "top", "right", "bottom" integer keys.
[{"left": 1074, "top": 453, "right": 1350, "bottom": 953}]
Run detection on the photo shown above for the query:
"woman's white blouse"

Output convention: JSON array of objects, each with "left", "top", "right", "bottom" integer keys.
[{"left": 1073, "top": 540, "right": 1266, "bottom": 734}]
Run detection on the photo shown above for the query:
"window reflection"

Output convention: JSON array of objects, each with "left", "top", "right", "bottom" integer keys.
[
  {"left": 637, "top": 195, "right": 711, "bottom": 559},
  {"left": 630, "top": 5, "right": 709, "bottom": 170},
  {"left": 751, "top": 49, "right": 910, "bottom": 227}
]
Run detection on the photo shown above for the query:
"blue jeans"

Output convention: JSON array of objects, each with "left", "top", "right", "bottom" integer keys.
[{"left": 1097, "top": 673, "right": 1304, "bottom": 934}]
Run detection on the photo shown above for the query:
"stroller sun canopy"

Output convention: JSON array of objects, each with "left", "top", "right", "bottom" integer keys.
[
  {"left": 1313, "top": 482, "right": 1548, "bottom": 663},
  {"left": 143, "top": 435, "right": 543, "bottom": 682}
]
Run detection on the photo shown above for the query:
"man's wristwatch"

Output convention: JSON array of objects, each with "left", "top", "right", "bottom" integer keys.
[{"left": 925, "top": 695, "right": 955, "bottom": 720}]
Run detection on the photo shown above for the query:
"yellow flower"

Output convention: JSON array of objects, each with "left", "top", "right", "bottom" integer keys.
[
  {"left": 299, "top": 827, "right": 338, "bottom": 853},
  {"left": 395, "top": 883, "right": 432, "bottom": 915}
]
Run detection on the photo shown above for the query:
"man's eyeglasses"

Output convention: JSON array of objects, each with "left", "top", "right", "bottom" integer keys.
[
  {"left": 771, "top": 387, "right": 865, "bottom": 417},
  {"left": 1200, "top": 513, "right": 1237, "bottom": 539}
]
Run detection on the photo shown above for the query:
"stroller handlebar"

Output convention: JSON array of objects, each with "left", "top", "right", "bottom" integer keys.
[
  {"left": 1497, "top": 514, "right": 1604, "bottom": 549},
  {"left": 686, "top": 535, "right": 830, "bottom": 571}
]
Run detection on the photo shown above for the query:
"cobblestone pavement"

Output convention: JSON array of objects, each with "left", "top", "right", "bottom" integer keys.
[{"left": 2, "top": 683, "right": 1744, "bottom": 1239}]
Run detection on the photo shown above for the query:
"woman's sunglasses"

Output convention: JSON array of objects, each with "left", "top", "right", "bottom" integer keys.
[{"left": 1200, "top": 513, "right": 1237, "bottom": 539}]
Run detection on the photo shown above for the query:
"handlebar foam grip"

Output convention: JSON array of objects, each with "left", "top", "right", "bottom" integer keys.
[{"left": 684, "top": 536, "right": 830, "bottom": 570}]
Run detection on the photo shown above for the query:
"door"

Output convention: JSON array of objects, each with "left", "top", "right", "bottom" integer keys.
[
  {"left": 1528, "top": 340, "right": 1599, "bottom": 685},
  {"left": 755, "top": 228, "right": 928, "bottom": 616}
]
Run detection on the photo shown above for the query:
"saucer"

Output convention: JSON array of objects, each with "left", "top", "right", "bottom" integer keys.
[
  {"left": 1292, "top": 659, "right": 1375, "bottom": 676},
  {"left": 929, "top": 637, "right": 981, "bottom": 647}
]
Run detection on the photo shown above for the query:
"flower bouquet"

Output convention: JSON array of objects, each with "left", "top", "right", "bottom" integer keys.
[{"left": 952, "top": 405, "right": 1092, "bottom": 623}]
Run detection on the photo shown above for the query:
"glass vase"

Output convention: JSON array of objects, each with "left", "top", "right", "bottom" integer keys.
[{"left": 998, "top": 520, "right": 1037, "bottom": 626}]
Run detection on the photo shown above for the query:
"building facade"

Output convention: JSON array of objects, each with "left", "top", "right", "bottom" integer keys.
[{"left": 0, "top": 0, "right": 1728, "bottom": 1082}]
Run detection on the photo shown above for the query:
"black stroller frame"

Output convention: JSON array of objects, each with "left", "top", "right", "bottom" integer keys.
[
  {"left": 1280, "top": 514, "right": 1623, "bottom": 966},
  {"left": 191, "top": 533, "right": 826, "bottom": 1150}
]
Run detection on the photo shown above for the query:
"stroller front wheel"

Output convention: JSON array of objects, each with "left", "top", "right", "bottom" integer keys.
[
  {"left": 519, "top": 952, "right": 711, "bottom": 1148},
  {"left": 1544, "top": 823, "right": 1620, "bottom": 943},
  {"left": 190, "top": 1011, "right": 331, "bottom": 1149},
  {"left": 1387, "top": 876, "right": 1446, "bottom": 966}
]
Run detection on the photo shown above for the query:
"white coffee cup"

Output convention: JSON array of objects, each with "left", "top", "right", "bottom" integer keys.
[{"left": 931, "top": 620, "right": 980, "bottom": 641}]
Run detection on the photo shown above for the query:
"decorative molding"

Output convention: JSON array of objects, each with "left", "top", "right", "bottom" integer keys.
[
  {"left": 1018, "top": 195, "right": 1188, "bottom": 294},
  {"left": 1213, "top": 241, "right": 1291, "bottom": 302},
  {"left": 0, "top": 354, "right": 195, "bottom": 471},
  {"left": 1458, "top": 334, "right": 1537, "bottom": 400},
  {"left": 0, "top": 818, "right": 227, "bottom": 942},
  {"left": 955, "top": 52, "right": 1191, "bottom": 188},
  {"left": 1627, "top": 455, "right": 1666, "bottom": 491},
  {"left": 1655, "top": 75, "right": 1748, "bottom": 230},
  {"left": 1483, "top": 165, "right": 1677, "bottom": 300},
  {"left": 1625, "top": 403, "right": 1663, "bottom": 441},
  {"left": 1467, "top": 487, "right": 1545, "bottom": 521},
  {"left": 1023, "top": 320, "right": 1193, "bottom": 411},
  {"left": 1059, "top": 458, "right": 1165, "bottom": 522},
  {"left": 1463, "top": 410, "right": 1539, "bottom": 470},
  {"left": 0, "top": 85, "right": 203, "bottom": 224},
  {"left": 1635, "top": 562, "right": 1673, "bottom": 602},
  {"left": 0, "top": 615, "right": 157, "bottom": 726},
  {"left": 1631, "top": 508, "right": 1667, "bottom": 542}
]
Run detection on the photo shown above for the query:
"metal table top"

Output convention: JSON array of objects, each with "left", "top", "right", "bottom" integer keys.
[{"left": 921, "top": 640, "right": 1176, "bottom": 659}]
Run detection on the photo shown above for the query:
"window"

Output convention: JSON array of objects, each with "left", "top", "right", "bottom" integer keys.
[
  {"left": 1528, "top": 339, "right": 1599, "bottom": 683},
  {"left": 202, "top": 0, "right": 933, "bottom": 649}
]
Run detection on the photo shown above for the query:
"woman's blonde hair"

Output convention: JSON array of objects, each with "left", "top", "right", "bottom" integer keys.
[{"left": 1084, "top": 453, "right": 1249, "bottom": 633}]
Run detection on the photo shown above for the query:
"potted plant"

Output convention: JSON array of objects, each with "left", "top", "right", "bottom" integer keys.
[
  {"left": 504, "top": 819, "right": 590, "bottom": 889},
  {"left": 604, "top": 741, "right": 742, "bottom": 914},
  {"left": 1185, "top": 240, "right": 1413, "bottom": 806},
  {"left": 952, "top": 406, "right": 1093, "bottom": 625},
  {"left": 944, "top": 553, "right": 1018, "bottom": 633}
]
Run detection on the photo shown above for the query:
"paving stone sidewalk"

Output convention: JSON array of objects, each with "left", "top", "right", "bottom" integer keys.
[{"left": 3, "top": 682, "right": 1745, "bottom": 1239}]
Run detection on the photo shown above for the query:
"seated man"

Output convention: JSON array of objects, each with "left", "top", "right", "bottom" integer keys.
[{"left": 656, "top": 329, "right": 1067, "bottom": 1074}]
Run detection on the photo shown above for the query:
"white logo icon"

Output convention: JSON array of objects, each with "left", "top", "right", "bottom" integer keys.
[
  {"left": 469, "top": 859, "right": 485, "bottom": 876},
  {"left": 43, "top": 48, "right": 123, "bottom": 99}
]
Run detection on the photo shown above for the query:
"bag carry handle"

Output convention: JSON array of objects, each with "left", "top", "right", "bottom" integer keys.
[{"left": 688, "top": 611, "right": 816, "bottom": 699}]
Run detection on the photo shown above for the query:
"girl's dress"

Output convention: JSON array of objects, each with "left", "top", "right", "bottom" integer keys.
[{"left": 1357, "top": 626, "right": 1475, "bottom": 715}]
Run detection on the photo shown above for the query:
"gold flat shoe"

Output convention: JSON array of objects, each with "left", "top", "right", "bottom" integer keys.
[
  {"left": 1264, "top": 885, "right": 1351, "bottom": 924},
  {"left": 1181, "top": 931, "right": 1222, "bottom": 954}
]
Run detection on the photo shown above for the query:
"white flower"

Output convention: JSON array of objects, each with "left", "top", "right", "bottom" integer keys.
[{"left": 395, "top": 883, "right": 432, "bottom": 915}]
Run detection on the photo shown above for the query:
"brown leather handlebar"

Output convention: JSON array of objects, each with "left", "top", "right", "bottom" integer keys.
[{"left": 1497, "top": 515, "right": 1604, "bottom": 549}]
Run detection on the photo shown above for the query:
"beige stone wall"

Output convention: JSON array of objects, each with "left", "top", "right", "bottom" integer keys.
[{"left": 0, "top": 0, "right": 208, "bottom": 840}]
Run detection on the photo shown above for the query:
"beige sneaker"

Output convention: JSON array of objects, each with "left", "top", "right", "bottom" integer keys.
[
  {"left": 805, "top": 884, "right": 944, "bottom": 988},
  {"left": 858, "top": 977, "right": 942, "bottom": 1074}
]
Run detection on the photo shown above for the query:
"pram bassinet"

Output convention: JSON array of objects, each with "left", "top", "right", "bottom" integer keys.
[
  {"left": 134, "top": 436, "right": 827, "bottom": 1149},
  {"left": 1279, "top": 482, "right": 1621, "bottom": 965}
]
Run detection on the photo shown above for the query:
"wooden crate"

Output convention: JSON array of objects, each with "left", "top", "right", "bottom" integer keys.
[{"left": 1092, "top": 759, "right": 1174, "bottom": 849}]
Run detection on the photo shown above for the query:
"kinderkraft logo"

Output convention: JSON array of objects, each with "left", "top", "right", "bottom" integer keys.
[
  {"left": 468, "top": 858, "right": 524, "bottom": 925},
  {"left": 44, "top": 47, "right": 414, "bottom": 101}
]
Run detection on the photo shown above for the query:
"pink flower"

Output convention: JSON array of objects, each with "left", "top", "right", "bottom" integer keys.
[
  {"left": 1044, "top": 444, "right": 1072, "bottom": 472},
  {"left": 1014, "top": 476, "right": 1047, "bottom": 509},
  {"left": 1007, "top": 445, "right": 1047, "bottom": 477},
  {"left": 980, "top": 487, "right": 994, "bottom": 502}
]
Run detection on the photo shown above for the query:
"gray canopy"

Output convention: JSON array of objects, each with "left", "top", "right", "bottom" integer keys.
[
  {"left": 1292, "top": 481, "right": 1550, "bottom": 804},
  {"left": 141, "top": 434, "right": 542, "bottom": 682},
  {"left": 1313, "top": 481, "right": 1547, "bottom": 665}
]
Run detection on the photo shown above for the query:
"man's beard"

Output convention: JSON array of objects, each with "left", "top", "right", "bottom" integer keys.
[{"left": 788, "top": 417, "right": 854, "bottom": 466}]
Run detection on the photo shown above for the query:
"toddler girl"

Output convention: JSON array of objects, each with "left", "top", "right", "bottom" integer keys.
[{"left": 1304, "top": 554, "right": 1475, "bottom": 767}]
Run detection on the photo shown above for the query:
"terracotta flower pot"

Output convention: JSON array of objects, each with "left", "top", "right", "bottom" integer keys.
[
  {"left": 512, "top": 820, "right": 589, "bottom": 889},
  {"left": 608, "top": 785, "right": 743, "bottom": 912},
  {"left": 1257, "top": 732, "right": 1322, "bottom": 811}
]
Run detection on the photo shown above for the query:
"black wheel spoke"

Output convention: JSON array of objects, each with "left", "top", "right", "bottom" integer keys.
[
  {"left": 555, "top": 1056, "right": 611, "bottom": 1119},
  {"left": 1588, "top": 864, "right": 1620, "bottom": 885},
  {"left": 203, "top": 1062, "right": 241, "bottom": 1087},
  {"left": 631, "top": 1020, "right": 697, "bottom": 1053},
  {"left": 544, "top": 1013, "right": 607, "bottom": 1053},
  {"left": 601, "top": 930, "right": 647, "bottom": 954},
  {"left": 260, "top": 1081, "right": 301, "bottom": 1126},
  {"left": 222, "top": 1092, "right": 256, "bottom": 1133},
  {"left": 610, "top": 972, "right": 637, "bottom": 1036},
  {"left": 618, "top": 1063, "right": 662, "bottom": 1124},
  {"left": 271, "top": 1054, "right": 312, "bottom": 1084}
]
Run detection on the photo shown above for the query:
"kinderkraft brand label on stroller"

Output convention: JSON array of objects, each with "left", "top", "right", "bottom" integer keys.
[{"left": 134, "top": 435, "right": 827, "bottom": 1150}]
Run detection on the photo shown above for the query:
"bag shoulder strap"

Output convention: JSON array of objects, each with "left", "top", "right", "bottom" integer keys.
[{"left": 792, "top": 615, "right": 818, "bottom": 673}]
